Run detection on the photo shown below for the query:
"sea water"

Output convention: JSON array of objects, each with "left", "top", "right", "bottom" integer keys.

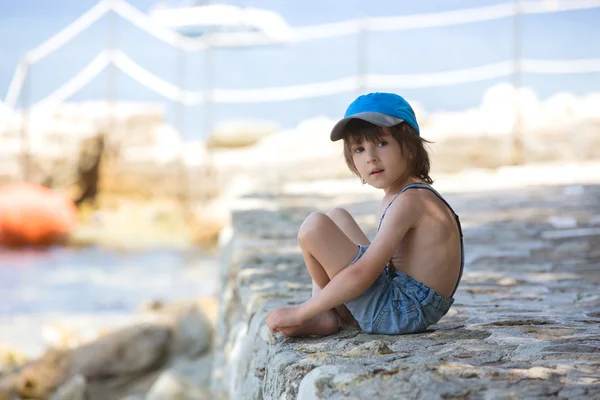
[{"left": 0, "top": 245, "right": 219, "bottom": 356}]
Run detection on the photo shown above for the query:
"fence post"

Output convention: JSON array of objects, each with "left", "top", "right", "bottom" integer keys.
[
  {"left": 20, "top": 58, "right": 31, "bottom": 182},
  {"left": 356, "top": 16, "right": 368, "bottom": 95},
  {"left": 202, "top": 39, "right": 216, "bottom": 201},
  {"left": 107, "top": 0, "right": 118, "bottom": 154},
  {"left": 511, "top": 0, "right": 525, "bottom": 165},
  {"left": 176, "top": 42, "right": 189, "bottom": 205},
  {"left": 203, "top": 42, "right": 214, "bottom": 140}
]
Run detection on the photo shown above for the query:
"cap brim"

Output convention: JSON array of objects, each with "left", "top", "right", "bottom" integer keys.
[{"left": 330, "top": 112, "right": 405, "bottom": 141}]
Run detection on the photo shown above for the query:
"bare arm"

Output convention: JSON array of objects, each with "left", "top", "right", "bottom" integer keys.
[{"left": 298, "top": 192, "right": 423, "bottom": 321}]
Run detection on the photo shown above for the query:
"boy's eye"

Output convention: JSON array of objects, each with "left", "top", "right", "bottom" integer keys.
[
  {"left": 377, "top": 141, "right": 388, "bottom": 147},
  {"left": 353, "top": 147, "right": 364, "bottom": 153}
]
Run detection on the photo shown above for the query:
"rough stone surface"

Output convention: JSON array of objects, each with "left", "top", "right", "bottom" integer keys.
[{"left": 212, "top": 184, "right": 600, "bottom": 399}]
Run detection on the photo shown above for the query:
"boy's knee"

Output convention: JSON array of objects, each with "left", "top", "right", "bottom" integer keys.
[
  {"left": 298, "top": 212, "right": 330, "bottom": 244},
  {"left": 326, "top": 207, "right": 350, "bottom": 222}
]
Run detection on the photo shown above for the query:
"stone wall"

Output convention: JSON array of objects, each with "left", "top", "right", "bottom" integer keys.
[{"left": 211, "top": 183, "right": 600, "bottom": 399}]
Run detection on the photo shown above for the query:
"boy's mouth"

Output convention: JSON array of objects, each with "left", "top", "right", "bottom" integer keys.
[{"left": 370, "top": 169, "right": 384, "bottom": 176}]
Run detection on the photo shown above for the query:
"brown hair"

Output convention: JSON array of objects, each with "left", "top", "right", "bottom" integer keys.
[{"left": 342, "top": 119, "right": 433, "bottom": 184}]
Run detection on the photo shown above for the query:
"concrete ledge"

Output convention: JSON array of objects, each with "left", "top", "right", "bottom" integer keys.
[{"left": 211, "top": 185, "right": 600, "bottom": 399}]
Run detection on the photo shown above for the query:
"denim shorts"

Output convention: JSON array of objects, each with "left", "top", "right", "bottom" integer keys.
[{"left": 344, "top": 245, "right": 455, "bottom": 335}]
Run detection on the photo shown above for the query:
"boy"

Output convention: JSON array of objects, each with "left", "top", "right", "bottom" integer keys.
[{"left": 266, "top": 92, "right": 463, "bottom": 336}]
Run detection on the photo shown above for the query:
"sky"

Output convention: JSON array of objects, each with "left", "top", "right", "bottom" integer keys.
[{"left": 1, "top": 0, "right": 599, "bottom": 138}]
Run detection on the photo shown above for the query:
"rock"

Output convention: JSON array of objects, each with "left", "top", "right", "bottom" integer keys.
[
  {"left": 15, "top": 349, "right": 71, "bottom": 399},
  {"left": 497, "top": 277, "right": 519, "bottom": 286},
  {"left": 541, "top": 227, "right": 600, "bottom": 240},
  {"left": 460, "top": 369, "right": 478, "bottom": 378},
  {"left": 296, "top": 365, "right": 339, "bottom": 400},
  {"left": 547, "top": 215, "right": 577, "bottom": 229},
  {"left": 553, "top": 240, "right": 590, "bottom": 255},
  {"left": 143, "top": 300, "right": 213, "bottom": 359},
  {"left": 525, "top": 366, "right": 557, "bottom": 380},
  {"left": 70, "top": 323, "right": 170, "bottom": 378},
  {"left": 14, "top": 323, "right": 170, "bottom": 399},
  {"left": 340, "top": 341, "right": 397, "bottom": 358},
  {"left": 7, "top": 297, "right": 214, "bottom": 400},
  {"left": 146, "top": 372, "right": 206, "bottom": 400},
  {"left": 50, "top": 374, "right": 86, "bottom": 400},
  {"left": 207, "top": 121, "right": 278, "bottom": 149},
  {"left": 146, "top": 355, "right": 213, "bottom": 400}
]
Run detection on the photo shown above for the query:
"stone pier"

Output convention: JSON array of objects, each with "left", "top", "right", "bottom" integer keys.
[{"left": 211, "top": 179, "right": 600, "bottom": 399}]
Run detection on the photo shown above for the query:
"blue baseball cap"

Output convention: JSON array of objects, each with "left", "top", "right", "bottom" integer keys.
[{"left": 330, "top": 92, "right": 420, "bottom": 141}]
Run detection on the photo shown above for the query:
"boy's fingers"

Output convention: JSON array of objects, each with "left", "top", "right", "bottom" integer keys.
[
  {"left": 280, "top": 329, "right": 291, "bottom": 337},
  {"left": 266, "top": 317, "right": 277, "bottom": 333}
]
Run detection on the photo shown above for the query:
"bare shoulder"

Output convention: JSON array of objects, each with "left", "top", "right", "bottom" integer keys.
[
  {"left": 377, "top": 190, "right": 425, "bottom": 237},
  {"left": 389, "top": 188, "right": 426, "bottom": 218},
  {"left": 401, "top": 186, "right": 450, "bottom": 215},
  {"left": 383, "top": 186, "right": 455, "bottom": 233}
]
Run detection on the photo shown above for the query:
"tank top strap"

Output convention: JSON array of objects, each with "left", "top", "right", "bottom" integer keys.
[
  {"left": 401, "top": 184, "right": 455, "bottom": 215},
  {"left": 399, "top": 182, "right": 464, "bottom": 298},
  {"left": 376, "top": 192, "right": 402, "bottom": 232}
]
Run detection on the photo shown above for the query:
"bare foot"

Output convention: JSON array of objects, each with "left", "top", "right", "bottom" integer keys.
[
  {"left": 278, "top": 310, "right": 339, "bottom": 337},
  {"left": 335, "top": 305, "right": 360, "bottom": 328}
]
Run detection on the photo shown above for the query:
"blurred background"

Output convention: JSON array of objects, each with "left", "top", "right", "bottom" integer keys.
[{"left": 0, "top": 0, "right": 599, "bottom": 395}]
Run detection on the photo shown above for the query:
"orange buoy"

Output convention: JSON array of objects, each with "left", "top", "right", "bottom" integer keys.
[{"left": 0, "top": 182, "right": 78, "bottom": 247}]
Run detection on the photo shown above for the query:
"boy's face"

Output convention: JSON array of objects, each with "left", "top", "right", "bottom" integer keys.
[{"left": 350, "top": 127, "right": 410, "bottom": 190}]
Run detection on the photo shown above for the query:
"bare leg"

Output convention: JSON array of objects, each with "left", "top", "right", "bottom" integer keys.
[
  {"left": 327, "top": 208, "right": 370, "bottom": 327},
  {"left": 279, "top": 209, "right": 370, "bottom": 337}
]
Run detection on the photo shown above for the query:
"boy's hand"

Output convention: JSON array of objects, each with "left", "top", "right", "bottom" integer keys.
[{"left": 265, "top": 305, "right": 304, "bottom": 333}]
